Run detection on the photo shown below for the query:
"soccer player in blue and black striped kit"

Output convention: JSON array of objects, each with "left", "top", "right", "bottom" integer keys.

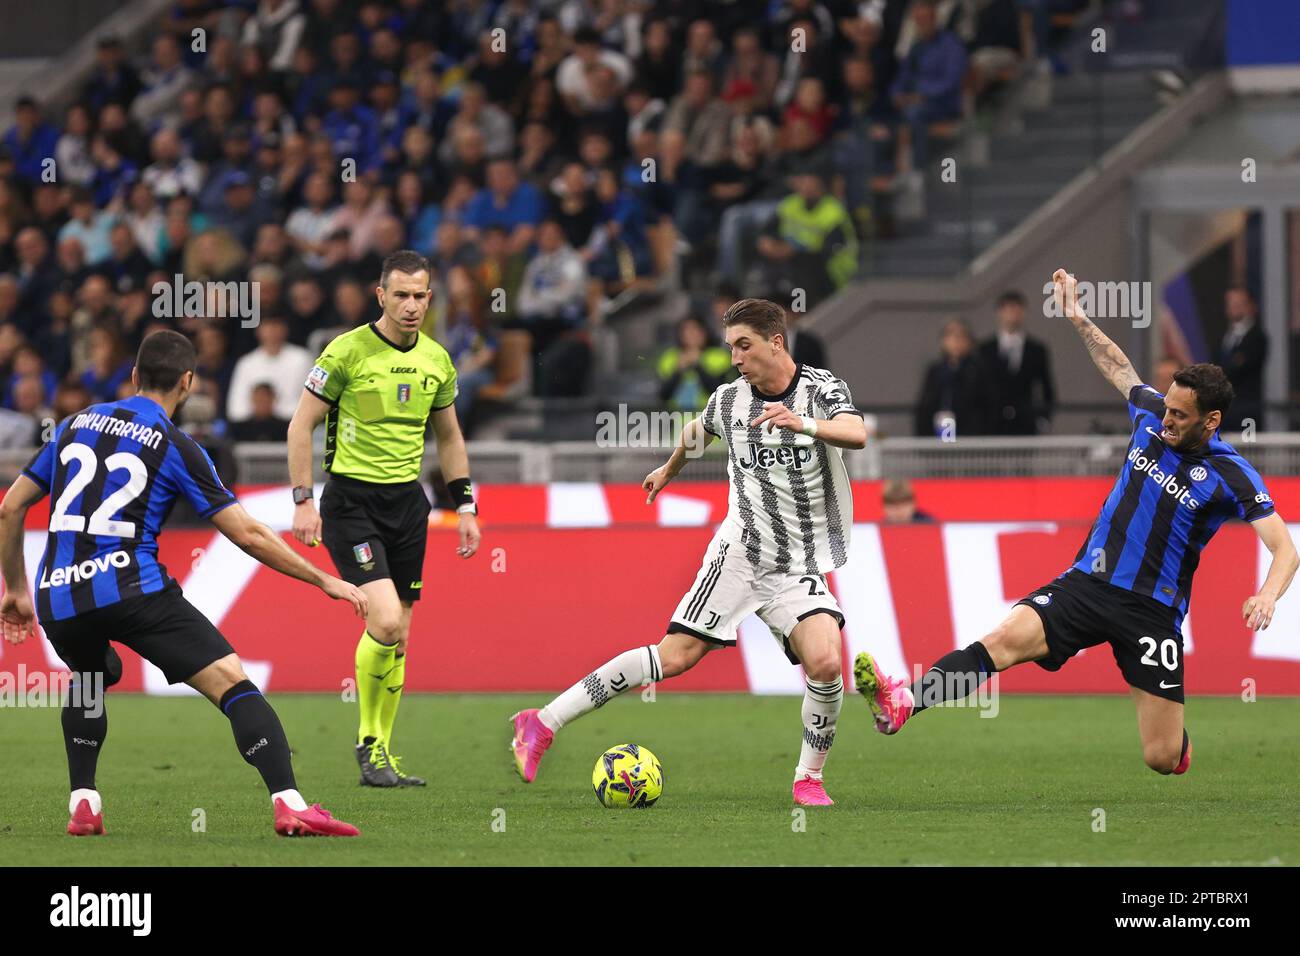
[
  {"left": 0, "top": 331, "right": 368, "bottom": 836},
  {"left": 856, "top": 270, "right": 1298, "bottom": 775}
]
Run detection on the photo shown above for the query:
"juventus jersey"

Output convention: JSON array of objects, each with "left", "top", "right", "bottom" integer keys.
[{"left": 699, "top": 364, "right": 861, "bottom": 575}]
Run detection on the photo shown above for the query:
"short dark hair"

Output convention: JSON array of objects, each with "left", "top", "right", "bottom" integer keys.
[
  {"left": 136, "top": 330, "right": 196, "bottom": 392},
  {"left": 722, "top": 297, "right": 786, "bottom": 342},
  {"left": 995, "top": 290, "right": 1025, "bottom": 308},
  {"left": 380, "top": 249, "right": 430, "bottom": 288},
  {"left": 1172, "top": 362, "right": 1234, "bottom": 416}
]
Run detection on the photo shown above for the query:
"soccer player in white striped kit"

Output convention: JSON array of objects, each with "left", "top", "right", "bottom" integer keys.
[{"left": 511, "top": 298, "right": 869, "bottom": 805}]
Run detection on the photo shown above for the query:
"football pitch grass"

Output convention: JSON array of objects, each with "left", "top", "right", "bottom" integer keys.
[{"left": 2, "top": 693, "right": 1296, "bottom": 866}]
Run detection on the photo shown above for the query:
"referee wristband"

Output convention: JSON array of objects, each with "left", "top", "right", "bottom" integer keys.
[
  {"left": 800, "top": 416, "right": 819, "bottom": 438},
  {"left": 448, "top": 477, "right": 476, "bottom": 514}
]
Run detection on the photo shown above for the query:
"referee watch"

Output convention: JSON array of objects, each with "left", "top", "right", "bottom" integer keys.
[{"left": 292, "top": 485, "right": 313, "bottom": 505}]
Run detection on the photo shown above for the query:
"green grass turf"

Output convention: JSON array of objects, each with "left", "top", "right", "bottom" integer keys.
[{"left": 1, "top": 693, "right": 1296, "bottom": 866}]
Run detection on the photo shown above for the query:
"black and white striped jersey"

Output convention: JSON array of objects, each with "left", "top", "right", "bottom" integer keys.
[{"left": 699, "top": 364, "right": 861, "bottom": 575}]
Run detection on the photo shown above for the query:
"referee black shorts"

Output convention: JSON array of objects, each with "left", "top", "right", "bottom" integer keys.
[
  {"left": 320, "top": 474, "right": 431, "bottom": 602},
  {"left": 42, "top": 584, "right": 236, "bottom": 687},
  {"left": 1016, "top": 569, "right": 1187, "bottom": 704}
]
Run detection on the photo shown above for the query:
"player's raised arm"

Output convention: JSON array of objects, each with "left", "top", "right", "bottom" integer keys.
[
  {"left": 0, "top": 475, "right": 47, "bottom": 644},
  {"left": 1242, "top": 512, "right": 1299, "bottom": 631},
  {"left": 644, "top": 415, "right": 717, "bottom": 504},
  {"left": 286, "top": 388, "right": 332, "bottom": 545},
  {"left": 209, "top": 503, "right": 369, "bottom": 619},
  {"left": 1053, "top": 268, "right": 1143, "bottom": 399}
]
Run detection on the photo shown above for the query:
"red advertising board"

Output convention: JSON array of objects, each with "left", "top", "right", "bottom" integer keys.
[{"left": 3, "top": 479, "right": 1298, "bottom": 695}]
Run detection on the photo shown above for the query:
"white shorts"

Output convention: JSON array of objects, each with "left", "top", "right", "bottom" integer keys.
[{"left": 667, "top": 534, "right": 845, "bottom": 665}]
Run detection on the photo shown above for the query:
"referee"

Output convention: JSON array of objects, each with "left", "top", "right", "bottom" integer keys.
[{"left": 288, "top": 249, "right": 481, "bottom": 788}]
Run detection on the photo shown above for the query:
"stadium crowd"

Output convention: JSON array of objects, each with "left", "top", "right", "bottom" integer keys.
[{"left": 0, "top": 0, "right": 1093, "bottom": 447}]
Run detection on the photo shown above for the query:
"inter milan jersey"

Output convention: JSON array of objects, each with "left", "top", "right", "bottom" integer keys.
[
  {"left": 22, "top": 395, "right": 238, "bottom": 622},
  {"left": 699, "top": 364, "right": 861, "bottom": 575},
  {"left": 1069, "top": 384, "right": 1274, "bottom": 622}
]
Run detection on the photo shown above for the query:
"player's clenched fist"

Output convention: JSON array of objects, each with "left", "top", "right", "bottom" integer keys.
[
  {"left": 0, "top": 590, "right": 35, "bottom": 644},
  {"left": 1052, "top": 268, "right": 1080, "bottom": 321}
]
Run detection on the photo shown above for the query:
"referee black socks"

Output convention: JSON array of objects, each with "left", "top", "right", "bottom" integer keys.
[
  {"left": 909, "top": 641, "right": 997, "bottom": 714},
  {"left": 218, "top": 680, "right": 297, "bottom": 794}
]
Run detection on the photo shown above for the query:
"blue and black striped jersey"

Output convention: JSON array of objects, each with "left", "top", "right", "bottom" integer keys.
[
  {"left": 1069, "top": 384, "right": 1275, "bottom": 622},
  {"left": 22, "top": 395, "right": 238, "bottom": 622}
]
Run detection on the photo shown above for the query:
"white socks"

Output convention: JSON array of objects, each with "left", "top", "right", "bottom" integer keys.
[
  {"left": 795, "top": 677, "right": 843, "bottom": 780},
  {"left": 539, "top": 645, "right": 663, "bottom": 732},
  {"left": 69, "top": 788, "right": 101, "bottom": 815},
  {"left": 272, "top": 788, "right": 307, "bottom": 811}
]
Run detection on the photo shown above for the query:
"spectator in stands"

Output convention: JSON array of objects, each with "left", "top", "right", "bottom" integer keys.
[
  {"left": 131, "top": 34, "right": 196, "bottom": 127},
  {"left": 914, "top": 318, "right": 995, "bottom": 437},
  {"left": 96, "top": 101, "right": 150, "bottom": 167},
  {"left": 229, "top": 382, "right": 291, "bottom": 441},
  {"left": 88, "top": 134, "right": 139, "bottom": 208},
  {"left": 516, "top": 219, "right": 590, "bottom": 396},
  {"left": 331, "top": 178, "right": 390, "bottom": 263},
  {"left": 193, "top": 322, "right": 235, "bottom": 420},
  {"left": 226, "top": 314, "right": 312, "bottom": 423},
  {"left": 430, "top": 219, "right": 477, "bottom": 278},
  {"left": 3, "top": 96, "right": 61, "bottom": 186},
  {"left": 82, "top": 36, "right": 142, "bottom": 113},
  {"left": 550, "top": 162, "right": 599, "bottom": 250},
  {"left": 636, "top": 17, "right": 680, "bottom": 102},
  {"left": 658, "top": 314, "right": 733, "bottom": 413},
  {"left": 470, "top": 225, "right": 527, "bottom": 316},
  {"left": 557, "top": 27, "right": 633, "bottom": 115},
  {"left": 59, "top": 189, "right": 115, "bottom": 267},
  {"left": 881, "top": 478, "right": 935, "bottom": 523},
  {"left": 1151, "top": 355, "right": 1181, "bottom": 395},
  {"left": 285, "top": 171, "right": 338, "bottom": 270},
  {"left": 443, "top": 265, "right": 499, "bottom": 436},
  {"left": 322, "top": 76, "right": 381, "bottom": 175},
  {"left": 142, "top": 128, "right": 204, "bottom": 202},
  {"left": 1215, "top": 285, "right": 1267, "bottom": 432},
  {"left": 773, "top": 16, "right": 837, "bottom": 111},
  {"left": 441, "top": 82, "right": 516, "bottom": 165},
  {"left": 1018, "top": 0, "right": 1089, "bottom": 70},
  {"left": 12, "top": 228, "right": 59, "bottom": 334},
  {"left": 978, "top": 289, "right": 1055, "bottom": 435},
  {"left": 80, "top": 323, "right": 133, "bottom": 402},
  {"left": 755, "top": 168, "right": 857, "bottom": 305},
  {"left": 55, "top": 104, "right": 98, "bottom": 190},
  {"left": 123, "top": 182, "right": 166, "bottom": 263},
  {"left": 463, "top": 158, "right": 544, "bottom": 254},
  {"left": 3, "top": 344, "right": 58, "bottom": 411},
  {"left": 587, "top": 166, "right": 652, "bottom": 290},
  {"left": 890, "top": 0, "right": 968, "bottom": 171},
  {"left": 285, "top": 276, "right": 329, "bottom": 345},
  {"left": 241, "top": 0, "right": 308, "bottom": 73},
  {"left": 724, "top": 26, "right": 780, "bottom": 111},
  {"left": 97, "top": 222, "right": 154, "bottom": 296}
]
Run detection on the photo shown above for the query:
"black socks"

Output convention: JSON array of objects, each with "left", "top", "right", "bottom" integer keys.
[
  {"left": 218, "top": 680, "right": 296, "bottom": 793},
  {"left": 62, "top": 680, "right": 106, "bottom": 791},
  {"left": 909, "top": 641, "right": 997, "bottom": 714}
]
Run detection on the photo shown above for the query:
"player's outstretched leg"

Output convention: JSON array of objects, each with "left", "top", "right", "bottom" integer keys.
[
  {"left": 512, "top": 634, "right": 708, "bottom": 782},
  {"left": 857, "top": 604, "right": 1046, "bottom": 734},
  {"left": 787, "top": 614, "right": 844, "bottom": 807},
  {"left": 63, "top": 670, "right": 108, "bottom": 836},
  {"left": 191, "top": 655, "right": 359, "bottom": 836}
]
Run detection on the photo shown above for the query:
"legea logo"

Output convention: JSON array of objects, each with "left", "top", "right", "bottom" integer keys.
[
  {"left": 39, "top": 550, "right": 131, "bottom": 588},
  {"left": 1126, "top": 448, "right": 1200, "bottom": 510}
]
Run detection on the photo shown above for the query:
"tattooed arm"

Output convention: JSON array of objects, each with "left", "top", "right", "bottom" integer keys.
[{"left": 1053, "top": 268, "right": 1143, "bottom": 399}]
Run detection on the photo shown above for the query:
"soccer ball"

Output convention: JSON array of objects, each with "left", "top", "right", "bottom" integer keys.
[{"left": 592, "top": 744, "right": 664, "bottom": 808}]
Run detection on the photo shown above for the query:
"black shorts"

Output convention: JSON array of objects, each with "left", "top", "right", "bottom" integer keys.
[
  {"left": 320, "top": 474, "right": 431, "bottom": 602},
  {"left": 1016, "top": 569, "right": 1186, "bottom": 703},
  {"left": 41, "top": 585, "right": 236, "bottom": 687}
]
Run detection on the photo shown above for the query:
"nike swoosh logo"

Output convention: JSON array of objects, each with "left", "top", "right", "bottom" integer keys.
[
  {"left": 385, "top": 685, "right": 403, "bottom": 694},
  {"left": 1145, "top": 427, "right": 1168, "bottom": 442},
  {"left": 1159, "top": 681, "right": 1181, "bottom": 689}
]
